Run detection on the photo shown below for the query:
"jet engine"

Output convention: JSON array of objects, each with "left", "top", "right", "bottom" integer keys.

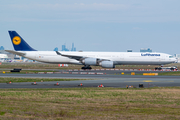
[
  {"left": 81, "top": 58, "right": 97, "bottom": 65},
  {"left": 99, "top": 61, "right": 115, "bottom": 68}
]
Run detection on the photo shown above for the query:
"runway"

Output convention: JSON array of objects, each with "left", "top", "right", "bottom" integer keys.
[
  {"left": 0, "top": 72, "right": 180, "bottom": 79},
  {"left": 0, "top": 72, "right": 180, "bottom": 88}
]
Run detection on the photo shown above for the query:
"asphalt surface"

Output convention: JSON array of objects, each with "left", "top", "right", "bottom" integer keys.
[
  {"left": 0, "top": 72, "right": 180, "bottom": 79},
  {"left": 0, "top": 71, "right": 180, "bottom": 88},
  {"left": 66, "top": 69, "right": 172, "bottom": 74}
]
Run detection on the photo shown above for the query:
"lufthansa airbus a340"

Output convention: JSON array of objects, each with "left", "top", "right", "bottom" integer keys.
[{"left": 6, "top": 31, "right": 176, "bottom": 69}]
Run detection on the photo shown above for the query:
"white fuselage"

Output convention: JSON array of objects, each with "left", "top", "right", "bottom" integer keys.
[{"left": 21, "top": 51, "right": 176, "bottom": 65}]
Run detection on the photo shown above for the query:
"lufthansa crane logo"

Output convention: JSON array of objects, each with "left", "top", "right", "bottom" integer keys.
[{"left": 13, "top": 36, "right": 21, "bottom": 45}]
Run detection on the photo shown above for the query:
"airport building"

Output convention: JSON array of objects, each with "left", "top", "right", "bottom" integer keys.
[
  {"left": 0, "top": 50, "right": 15, "bottom": 62},
  {"left": 140, "top": 48, "right": 152, "bottom": 52},
  {"left": 0, "top": 50, "right": 14, "bottom": 59},
  {"left": 0, "top": 54, "right": 8, "bottom": 62},
  {"left": 0, "top": 49, "right": 31, "bottom": 62}
]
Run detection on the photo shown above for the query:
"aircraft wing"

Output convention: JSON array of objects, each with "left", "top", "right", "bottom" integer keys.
[
  {"left": 5, "top": 50, "right": 26, "bottom": 56},
  {"left": 56, "top": 51, "right": 84, "bottom": 61},
  {"left": 56, "top": 51, "right": 110, "bottom": 61}
]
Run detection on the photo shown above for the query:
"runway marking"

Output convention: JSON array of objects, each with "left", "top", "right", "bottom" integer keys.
[
  {"left": 126, "top": 81, "right": 145, "bottom": 82},
  {"left": 143, "top": 80, "right": 175, "bottom": 83},
  {"left": 126, "top": 80, "right": 158, "bottom": 82},
  {"left": 143, "top": 80, "right": 154, "bottom": 82},
  {"left": 167, "top": 81, "right": 174, "bottom": 82}
]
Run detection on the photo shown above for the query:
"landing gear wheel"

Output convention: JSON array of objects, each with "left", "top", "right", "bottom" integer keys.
[
  {"left": 81, "top": 66, "right": 92, "bottom": 70},
  {"left": 87, "top": 66, "right": 92, "bottom": 69}
]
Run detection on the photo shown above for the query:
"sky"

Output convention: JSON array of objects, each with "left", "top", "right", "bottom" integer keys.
[{"left": 0, "top": 0, "right": 180, "bottom": 54}]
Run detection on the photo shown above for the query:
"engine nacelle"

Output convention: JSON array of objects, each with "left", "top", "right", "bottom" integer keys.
[
  {"left": 81, "top": 58, "right": 97, "bottom": 65},
  {"left": 100, "top": 61, "right": 115, "bottom": 68}
]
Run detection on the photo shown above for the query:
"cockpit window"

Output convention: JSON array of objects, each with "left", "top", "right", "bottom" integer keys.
[{"left": 169, "top": 56, "right": 173, "bottom": 58}]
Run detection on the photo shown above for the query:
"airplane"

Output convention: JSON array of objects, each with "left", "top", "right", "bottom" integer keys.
[{"left": 6, "top": 31, "right": 176, "bottom": 69}]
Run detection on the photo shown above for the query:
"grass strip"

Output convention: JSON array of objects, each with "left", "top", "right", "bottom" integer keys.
[
  {"left": 0, "top": 77, "right": 88, "bottom": 83},
  {"left": 0, "top": 70, "right": 58, "bottom": 74},
  {"left": 158, "top": 71, "right": 180, "bottom": 76},
  {"left": 0, "top": 87, "right": 180, "bottom": 119}
]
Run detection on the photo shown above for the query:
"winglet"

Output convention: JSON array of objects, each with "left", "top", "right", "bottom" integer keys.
[{"left": 56, "top": 51, "right": 62, "bottom": 55}]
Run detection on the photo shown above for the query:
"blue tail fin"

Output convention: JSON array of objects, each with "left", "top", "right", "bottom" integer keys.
[{"left": 8, "top": 31, "right": 36, "bottom": 51}]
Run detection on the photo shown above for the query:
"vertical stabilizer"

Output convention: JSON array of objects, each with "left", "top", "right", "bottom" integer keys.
[{"left": 8, "top": 31, "right": 36, "bottom": 51}]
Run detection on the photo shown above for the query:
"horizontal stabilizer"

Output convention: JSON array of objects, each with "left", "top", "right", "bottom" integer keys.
[{"left": 5, "top": 50, "right": 26, "bottom": 56}]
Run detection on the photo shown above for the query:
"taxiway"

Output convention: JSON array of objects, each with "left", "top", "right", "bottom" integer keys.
[{"left": 0, "top": 72, "right": 180, "bottom": 88}]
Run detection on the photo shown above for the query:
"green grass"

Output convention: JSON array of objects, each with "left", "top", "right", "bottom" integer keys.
[
  {"left": 158, "top": 71, "right": 180, "bottom": 76},
  {"left": 0, "top": 78, "right": 88, "bottom": 83},
  {"left": 0, "top": 87, "right": 180, "bottom": 119}
]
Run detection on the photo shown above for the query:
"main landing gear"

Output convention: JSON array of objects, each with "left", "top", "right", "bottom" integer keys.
[{"left": 81, "top": 65, "right": 92, "bottom": 70}]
